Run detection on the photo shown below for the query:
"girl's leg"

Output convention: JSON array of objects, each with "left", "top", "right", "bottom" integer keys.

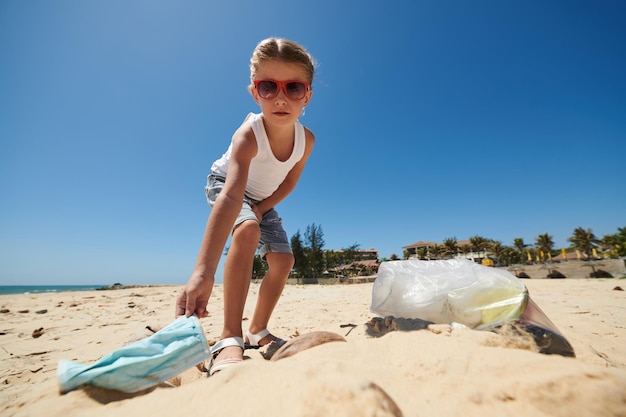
[
  {"left": 216, "top": 219, "right": 260, "bottom": 361},
  {"left": 247, "top": 251, "right": 294, "bottom": 344}
]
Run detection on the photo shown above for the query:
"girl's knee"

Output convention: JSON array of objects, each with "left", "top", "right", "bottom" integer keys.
[
  {"left": 267, "top": 252, "right": 294, "bottom": 274},
  {"left": 233, "top": 220, "right": 261, "bottom": 241}
]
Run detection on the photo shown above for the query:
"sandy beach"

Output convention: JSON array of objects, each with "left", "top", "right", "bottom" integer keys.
[{"left": 1, "top": 278, "right": 625, "bottom": 417}]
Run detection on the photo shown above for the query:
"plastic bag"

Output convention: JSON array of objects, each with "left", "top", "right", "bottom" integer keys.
[
  {"left": 370, "top": 259, "right": 528, "bottom": 329},
  {"left": 370, "top": 259, "right": 575, "bottom": 357}
]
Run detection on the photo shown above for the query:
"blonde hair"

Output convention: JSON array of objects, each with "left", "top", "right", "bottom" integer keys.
[{"left": 249, "top": 38, "right": 316, "bottom": 87}]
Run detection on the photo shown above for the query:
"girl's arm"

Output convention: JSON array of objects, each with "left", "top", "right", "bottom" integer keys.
[
  {"left": 176, "top": 124, "right": 258, "bottom": 317},
  {"left": 255, "top": 128, "right": 315, "bottom": 216}
]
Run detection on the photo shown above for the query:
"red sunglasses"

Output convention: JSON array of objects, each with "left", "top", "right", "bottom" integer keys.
[{"left": 253, "top": 79, "right": 310, "bottom": 100}]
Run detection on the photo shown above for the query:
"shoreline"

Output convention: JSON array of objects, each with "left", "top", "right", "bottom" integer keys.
[{"left": 0, "top": 284, "right": 180, "bottom": 297}]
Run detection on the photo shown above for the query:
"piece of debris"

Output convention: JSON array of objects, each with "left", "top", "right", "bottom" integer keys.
[
  {"left": 270, "top": 331, "right": 346, "bottom": 361},
  {"left": 35, "top": 309, "right": 48, "bottom": 314},
  {"left": 340, "top": 323, "right": 358, "bottom": 336},
  {"left": 613, "top": 286, "right": 624, "bottom": 291},
  {"left": 366, "top": 316, "right": 431, "bottom": 336},
  {"left": 32, "top": 328, "right": 45, "bottom": 338},
  {"left": 196, "top": 361, "right": 208, "bottom": 373}
]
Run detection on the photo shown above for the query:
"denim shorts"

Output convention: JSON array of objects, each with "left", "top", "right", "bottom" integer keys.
[{"left": 205, "top": 175, "right": 292, "bottom": 258}]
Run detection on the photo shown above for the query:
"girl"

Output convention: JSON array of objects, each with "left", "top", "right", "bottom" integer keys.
[{"left": 176, "top": 38, "right": 316, "bottom": 375}]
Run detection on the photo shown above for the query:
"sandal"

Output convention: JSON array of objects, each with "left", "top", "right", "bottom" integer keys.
[
  {"left": 208, "top": 337, "right": 244, "bottom": 376},
  {"left": 245, "top": 329, "right": 286, "bottom": 349}
]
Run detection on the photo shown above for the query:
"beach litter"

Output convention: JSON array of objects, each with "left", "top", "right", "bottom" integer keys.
[
  {"left": 57, "top": 315, "right": 210, "bottom": 393},
  {"left": 370, "top": 259, "right": 575, "bottom": 357}
]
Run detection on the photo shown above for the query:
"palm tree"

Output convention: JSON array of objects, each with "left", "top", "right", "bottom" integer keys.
[
  {"left": 430, "top": 244, "right": 442, "bottom": 260},
  {"left": 460, "top": 243, "right": 472, "bottom": 258},
  {"left": 567, "top": 227, "right": 600, "bottom": 259},
  {"left": 513, "top": 238, "right": 527, "bottom": 258},
  {"left": 442, "top": 237, "right": 459, "bottom": 259},
  {"left": 535, "top": 233, "right": 555, "bottom": 261},
  {"left": 469, "top": 235, "right": 490, "bottom": 255},
  {"left": 601, "top": 234, "right": 620, "bottom": 258},
  {"left": 490, "top": 241, "right": 509, "bottom": 265},
  {"left": 500, "top": 246, "right": 520, "bottom": 266},
  {"left": 600, "top": 226, "right": 626, "bottom": 258}
]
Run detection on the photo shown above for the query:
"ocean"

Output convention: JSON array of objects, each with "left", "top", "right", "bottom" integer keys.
[{"left": 0, "top": 285, "right": 107, "bottom": 296}]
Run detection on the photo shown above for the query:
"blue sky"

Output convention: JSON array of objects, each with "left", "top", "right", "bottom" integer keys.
[{"left": 1, "top": 1, "right": 624, "bottom": 285}]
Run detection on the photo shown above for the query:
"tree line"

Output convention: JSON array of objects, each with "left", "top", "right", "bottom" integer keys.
[
  {"left": 252, "top": 223, "right": 375, "bottom": 279},
  {"left": 249, "top": 225, "right": 626, "bottom": 279},
  {"left": 403, "top": 226, "right": 626, "bottom": 267}
]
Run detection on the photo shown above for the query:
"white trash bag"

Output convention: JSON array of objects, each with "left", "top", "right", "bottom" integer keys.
[{"left": 370, "top": 259, "right": 528, "bottom": 330}]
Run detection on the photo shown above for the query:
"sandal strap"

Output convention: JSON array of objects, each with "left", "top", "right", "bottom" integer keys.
[
  {"left": 245, "top": 329, "right": 271, "bottom": 346},
  {"left": 211, "top": 337, "right": 244, "bottom": 356},
  {"left": 208, "top": 358, "right": 242, "bottom": 376}
]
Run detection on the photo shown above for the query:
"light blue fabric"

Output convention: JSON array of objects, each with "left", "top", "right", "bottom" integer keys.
[{"left": 57, "top": 315, "right": 210, "bottom": 393}]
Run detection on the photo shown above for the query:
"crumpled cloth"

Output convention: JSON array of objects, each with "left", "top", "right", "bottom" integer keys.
[{"left": 57, "top": 315, "right": 210, "bottom": 393}]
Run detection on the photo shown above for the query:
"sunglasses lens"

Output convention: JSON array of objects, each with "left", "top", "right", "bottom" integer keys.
[
  {"left": 255, "top": 80, "right": 308, "bottom": 99},
  {"left": 285, "top": 82, "right": 306, "bottom": 99},
  {"left": 257, "top": 81, "right": 278, "bottom": 98}
]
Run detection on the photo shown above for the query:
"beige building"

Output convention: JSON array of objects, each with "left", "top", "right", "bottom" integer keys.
[{"left": 402, "top": 240, "right": 488, "bottom": 261}]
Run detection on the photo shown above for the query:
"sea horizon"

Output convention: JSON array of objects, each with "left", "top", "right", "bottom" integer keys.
[{"left": 0, "top": 284, "right": 109, "bottom": 296}]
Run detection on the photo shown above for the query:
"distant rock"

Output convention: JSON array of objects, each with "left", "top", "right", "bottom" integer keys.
[{"left": 96, "top": 283, "right": 155, "bottom": 291}]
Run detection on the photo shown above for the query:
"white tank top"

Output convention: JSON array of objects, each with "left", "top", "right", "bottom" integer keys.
[{"left": 210, "top": 113, "right": 306, "bottom": 201}]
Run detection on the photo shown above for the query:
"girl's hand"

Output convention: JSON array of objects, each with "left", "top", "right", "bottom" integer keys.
[{"left": 175, "top": 273, "right": 214, "bottom": 318}]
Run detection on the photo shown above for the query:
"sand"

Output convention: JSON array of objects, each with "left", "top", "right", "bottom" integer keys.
[{"left": 1, "top": 278, "right": 625, "bottom": 417}]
